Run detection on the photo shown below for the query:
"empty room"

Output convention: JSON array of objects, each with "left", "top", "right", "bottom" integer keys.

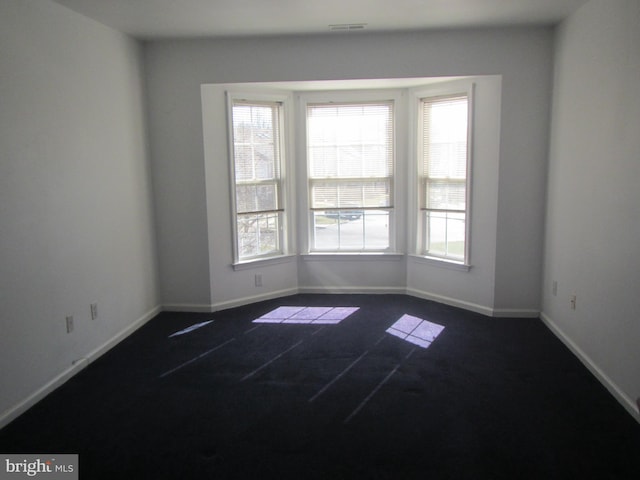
[{"left": 1, "top": 0, "right": 639, "bottom": 478}]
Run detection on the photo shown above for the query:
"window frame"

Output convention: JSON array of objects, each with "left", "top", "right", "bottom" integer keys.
[
  {"left": 411, "top": 81, "right": 474, "bottom": 267},
  {"left": 226, "top": 92, "right": 292, "bottom": 266},
  {"left": 299, "top": 89, "right": 402, "bottom": 255}
]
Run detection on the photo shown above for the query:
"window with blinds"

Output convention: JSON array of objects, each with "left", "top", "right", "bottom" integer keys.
[
  {"left": 419, "top": 94, "right": 470, "bottom": 262},
  {"left": 307, "top": 101, "right": 394, "bottom": 251},
  {"left": 230, "top": 100, "right": 284, "bottom": 261}
]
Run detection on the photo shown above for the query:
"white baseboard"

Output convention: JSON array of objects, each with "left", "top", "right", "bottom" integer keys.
[
  {"left": 540, "top": 312, "right": 640, "bottom": 423},
  {"left": 406, "top": 288, "right": 540, "bottom": 318},
  {"left": 298, "top": 286, "right": 406, "bottom": 295},
  {"left": 0, "top": 304, "right": 161, "bottom": 430},
  {"left": 162, "top": 303, "right": 214, "bottom": 313},
  {"left": 211, "top": 288, "right": 299, "bottom": 312},
  {"left": 166, "top": 287, "right": 538, "bottom": 319},
  {"left": 491, "top": 308, "right": 540, "bottom": 318},
  {"left": 406, "top": 288, "right": 495, "bottom": 316}
]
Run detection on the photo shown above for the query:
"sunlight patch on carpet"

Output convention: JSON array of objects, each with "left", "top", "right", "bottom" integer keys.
[
  {"left": 168, "top": 320, "right": 214, "bottom": 338},
  {"left": 253, "top": 306, "right": 359, "bottom": 325},
  {"left": 386, "top": 314, "right": 444, "bottom": 348}
]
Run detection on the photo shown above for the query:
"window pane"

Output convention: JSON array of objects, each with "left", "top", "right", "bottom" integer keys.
[
  {"left": 362, "top": 181, "right": 391, "bottom": 208},
  {"left": 362, "top": 145, "right": 390, "bottom": 177},
  {"left": 446, "top": 213, "right": 465, "bottom": 260},
  {"left": 311, "top": 182, "right": 338, "bottom": 209},
  {"left": 426, "top": 212, "right": 447, "bottom": 257},
  {"left": 233, "top": 104, "right": 274, "bottom": 140},
  {"left": 234, "top": 145, "right": 254, "bottom": 181},
  {"left": 337, "top": 145, "right": 364, "bottom": 177},
  {"left": 313, "top": 212, "right": 340, "bottom": 250},
  {"left": 428, "top": 141, "right": 467, "bottom": 178},
  {"left": 254, "top": 144, "right": 276, "bottom": 180},
  {"left": 339, "top": 183, "right": 365, "bottom": 207},
  {"left": 312, "top": 209, "right": 390, "bottom": 251},
  {"left": 308, "top": 103, "right": 393, "bottom": 182},
  {"left": 237, "top": 212, "right": 280, "bottom": 259},
  {"left": 425, "top": 180, "right": 466, "bottom": 210},
  {"left": 363, "top": 210, "right": 389, "bottom": 249},
  {"left": 425, "top": 211, "right": 465, "bottom": 260},
  {"left": 236, "top": 183, "right": 278, "bottom": 213},
  {"left": 339, "top": 214, "right": 364, "bottom": 250},
  {"left": 310, "top": 180, "right": 391, "bottom": 209},
  {"left": 232, "top": 103, "right": 280, "bottom": 182},
  {"left": 422, "top": 96, "right": 468, "bottom": 180},
  {"left": 235, "top": 184, "right": 257, "bottom": 213},
  {"left": 307, "top": 115, "right": 336, "bottom": 145},
  {"left": 255, "top": 183, "right": 278, "bottom": 211},
  {"left": 232, "top": 105, "right": 253, "bottom": 142},
  {"left": 314, "top": 210, "right": 364, "bottom": 250},
  {"left": 309, "top": 146, "right": 337, "bottom": 177}
]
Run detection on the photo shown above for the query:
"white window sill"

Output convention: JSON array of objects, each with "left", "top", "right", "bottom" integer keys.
[
  {"left": 302, "top": 252, "right": 405, "bottom": 262},
  {"left": 232, "top": 254, "right": 297, "bottom": 271},
  {"left": 408, "top": 254, "right": 471, "bottom": 272}
]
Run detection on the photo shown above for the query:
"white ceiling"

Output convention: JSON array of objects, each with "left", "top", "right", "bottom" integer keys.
[{"left": 51, "top": 0, "right": 589, "bottom": 39}]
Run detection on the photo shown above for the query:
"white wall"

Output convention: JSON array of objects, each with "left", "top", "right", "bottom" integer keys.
[
  {"left": 145, "top": 28, "right": 553, "bottom": 314},
  {"left": 0, "top": 0, "right": 160, "bottom": 424},
  {"left": 542, "top": 0, "right": 640, "bottom": 420}
]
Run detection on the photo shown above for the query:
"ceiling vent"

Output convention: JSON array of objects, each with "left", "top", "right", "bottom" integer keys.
[{"left": 329, "top": 23, "right": 367, "bottom": 32}]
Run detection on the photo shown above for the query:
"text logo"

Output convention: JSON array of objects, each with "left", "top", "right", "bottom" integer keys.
[{"left": 1, "top": 455, "right": 78, "bottom": 480}]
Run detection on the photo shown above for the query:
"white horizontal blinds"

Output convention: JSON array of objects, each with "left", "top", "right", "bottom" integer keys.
[
  {"left": 232, "top": 101, "right": 282, "bottom": 215},
  {"left": 421, "top": 94, "right": 468, "bottom": 212},
  {"left": 307, "top": 102, "right": 393, "bottom": 211},
  {"left": 231, "top": 100, "right": 283, "bottom": 260}
]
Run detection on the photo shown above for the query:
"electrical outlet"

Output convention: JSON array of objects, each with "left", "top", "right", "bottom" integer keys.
[
  {"left": 255, "top": 274, "right": 262, "bottom": 287},
  {"left": 90, "top": 303, "right": 98, "bottom": 320},
  {"left": 66, "top": 316, "right": 74, "bottom": 333},
  {"left": 570, "top": 295, "right": 577, "bottom": 310},
  {"left": 552, "top": 281, "right": 558, "bottom": 296}
]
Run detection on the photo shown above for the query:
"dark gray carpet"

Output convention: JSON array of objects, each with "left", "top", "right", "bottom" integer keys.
[{"left": 1, "top": 294, "right": 639, "bottom": 479}]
